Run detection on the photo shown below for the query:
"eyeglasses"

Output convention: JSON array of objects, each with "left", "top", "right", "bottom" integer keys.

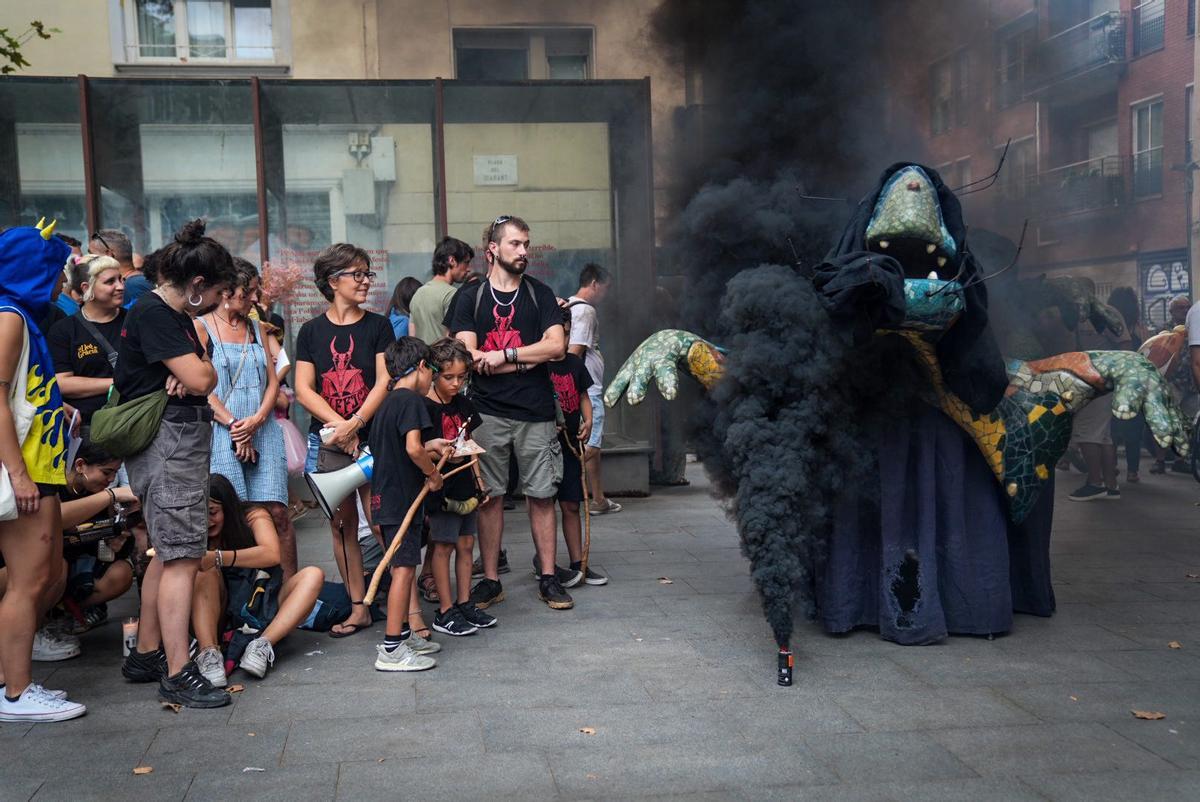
[
  {"left": 488, "top": 215, "right": 513, "bottom": 243},
  {"left": 332, "top": 270, "right": 376, "bottom": 283}
]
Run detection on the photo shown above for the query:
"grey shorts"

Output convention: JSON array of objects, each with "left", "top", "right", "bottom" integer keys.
[
  {"left": 125, "top": 419, "right": 213, "bottom": 562},
  {"left": 1070, "top": 398, "right": 1113, "bottom": 446},
  {"left": 475, "top": 415, "right": 563, "bottom": 499},
  {"left": 428, "top": 509, "right": 478, "bottom": 543}
]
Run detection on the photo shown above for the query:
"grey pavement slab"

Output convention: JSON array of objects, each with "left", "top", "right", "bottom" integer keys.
[{"left": 3, "top": 462, "right": 1200, "bottom": 798}]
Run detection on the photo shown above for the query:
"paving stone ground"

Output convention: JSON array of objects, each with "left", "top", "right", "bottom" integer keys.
[{"left": 3, "top": 462, "right": 1200, "bottom": 800}]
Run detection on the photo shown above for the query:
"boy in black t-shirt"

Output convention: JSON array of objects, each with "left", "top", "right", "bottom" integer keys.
[
  {"left": 546, "top": 311, "right": 608, "bottom": 587},
  {"left": 423, "top": 338, "right": 496, "bottom": 636},
  {"left": 367, "top": 337, "right": 452, "bottom": 672}
]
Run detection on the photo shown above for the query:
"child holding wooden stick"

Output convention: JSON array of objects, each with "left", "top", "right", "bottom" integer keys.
[{"left": 367, "top": 337, "right": 452, "bottom": 672}]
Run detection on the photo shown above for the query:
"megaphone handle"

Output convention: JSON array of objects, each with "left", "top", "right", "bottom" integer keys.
[{"left": 362, "top": 449, "right": 452, "bottom": 606}]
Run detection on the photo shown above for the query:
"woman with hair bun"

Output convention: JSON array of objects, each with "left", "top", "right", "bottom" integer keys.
[
  {"left": 47, "top": 254, "right": 126, "bottom": 428},
  {"left": 115, "top": 219, "right": 236, "bottom": 710}
]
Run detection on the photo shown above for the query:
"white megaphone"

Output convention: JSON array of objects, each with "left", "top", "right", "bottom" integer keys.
[{"left": 305, "top": 448, "right": 374, "bottom": 519}]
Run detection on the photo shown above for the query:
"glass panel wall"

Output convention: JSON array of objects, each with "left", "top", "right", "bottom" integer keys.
[
  {"left": 442, "top": 81, "right": 654, "bottom": 442},
  {"left": 88, "top": 79, "right": 256, "bottom": 257},
  {"left": 0, "top": 78, "right": 87, "bottom": 243},
  {"left": 258, "top": 82, "right": 437, "bottom": 331}
]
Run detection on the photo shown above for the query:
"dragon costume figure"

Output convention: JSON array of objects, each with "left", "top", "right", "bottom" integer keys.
[{"left": 606, "top": 163, "right": 1187, "bottom": 655}]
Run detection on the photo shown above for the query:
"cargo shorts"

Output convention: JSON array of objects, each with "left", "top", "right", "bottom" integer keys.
[
  {"left": 474, "top": 415, "right": 562, "bottom": 499},
  {"left": 125, "top": 417, "right": 213, "bottom": 562}
]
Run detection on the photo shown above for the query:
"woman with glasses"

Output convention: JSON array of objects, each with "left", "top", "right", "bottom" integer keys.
[
  {"left": 195, "top": 258, "right": 295, "bottom": 580},
  {"left": 294, "top": 244, "right": 393, "bottom": 638},
  {"left": 47, "top": 255, "right": 126, "bottom": 429}
]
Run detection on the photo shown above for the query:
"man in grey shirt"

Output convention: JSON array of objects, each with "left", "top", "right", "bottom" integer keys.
[
  {"left": 568, "top": 263, "right": 621, "bottom": 515},
  {"left": 409, "top": 236, "right": 473, "bottom": 344}
]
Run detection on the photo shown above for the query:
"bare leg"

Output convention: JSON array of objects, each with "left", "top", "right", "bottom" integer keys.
[
  {"left": 329, "top": 489, "right": 369, "bottom": 634},
  {"left": 260, "top": 566, "right": 324, "bottom": 644},
  {"left": 266, "top": 502, "right": 297, "bottom": 581},
  {"left": 584, "top": 447, "right": 606, "bottom": 506},
  {"left": 408, "top": 580, "right": 427, "bottom": 633},
  {"left": 385, "top": 565, "right": 416, "bottom": 638},
  {"left": 431, "top": 542, "right": 455, "bottom": 614},
  {"left": 0, "top": 501, "right": 58, "bottom": 696},
  {"left": 477, "top": 495, "right": 504, "bottom": 581},
  {"left": 528, "top": 497, "right": 558, "bottom": 575},
  {"left": 455, "top": 535, "right": 475, "bottom": 604},
  {"left": 82, "top": 560, "right": 134, "bottom": 607},
  {"left": 136, "top": 556, "right": 163, "bottom": 652},
  {"left": 158, "top": 557, "right": 201, "bottom": 676},
  {"left": 190, "top": 567, "right": 225, "bottom": 651},
  {"left": 559, "top": 500, "right": 583, "bottom": 563}
]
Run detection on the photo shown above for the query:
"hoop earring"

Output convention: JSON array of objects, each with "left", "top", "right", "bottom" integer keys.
[{"left": 188, "top": 293, "right": 203, "bottom": 307}]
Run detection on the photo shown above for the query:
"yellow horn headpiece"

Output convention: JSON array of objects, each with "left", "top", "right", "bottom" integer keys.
[
  {"left": 40, "top": 219, "right": 58, "bottom": 240},
  {"left": 35, "top": 217, "right": 46, "bottom": 230}
]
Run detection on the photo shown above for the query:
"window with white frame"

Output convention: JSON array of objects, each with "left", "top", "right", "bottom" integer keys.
[
  {"left": 126, "top": 0, "right": 275, "bottom": 62},
  {"left": 1133, "top": 98, "right": 1164, "bottom": 197}
]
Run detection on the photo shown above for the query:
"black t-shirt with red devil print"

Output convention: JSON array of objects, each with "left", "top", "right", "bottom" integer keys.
[
  {"left": 295, "top": 310, "right": 394, "bottom": 436},
  {"left": 447, "top": 277, "right": 561, "bottom": 422}
]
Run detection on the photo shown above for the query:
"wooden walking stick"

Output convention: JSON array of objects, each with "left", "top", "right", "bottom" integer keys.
[
  {"left": 567, "top": 436, "right": 591, "bottom": 577},
  {"left": 361, "top": 453, "right": 477, "bottom": 605}
]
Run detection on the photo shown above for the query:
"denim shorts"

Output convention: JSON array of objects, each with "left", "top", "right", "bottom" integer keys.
[
  {"left": 587, "top": 386, "right": 604, "bottom": 449},
  {"left": 125, "top": 419, "right": 213, "bottom": 562}
]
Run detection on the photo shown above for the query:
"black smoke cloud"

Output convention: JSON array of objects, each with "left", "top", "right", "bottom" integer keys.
[{"left": 650, "top": 0, "right": 920, "bottom": 645}]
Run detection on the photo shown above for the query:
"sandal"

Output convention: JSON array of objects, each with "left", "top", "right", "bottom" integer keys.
[
  {"left": 418, "top": 573, "right": 439, "bottom": 603},
  {"left": 328, "top": 601, "right": 373, "bottom": 638}
]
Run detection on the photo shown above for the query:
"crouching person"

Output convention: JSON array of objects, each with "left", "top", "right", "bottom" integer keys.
[{"left": 191, "top": 474, "right": 323, "bottom": 686}]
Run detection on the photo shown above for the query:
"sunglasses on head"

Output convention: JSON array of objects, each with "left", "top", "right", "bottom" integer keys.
[
  {"left": 89, "top": 231, "right": 110, "bottom": 253},
  {"left": 488, "top": 215, "right": 513, "bottom": 243}
]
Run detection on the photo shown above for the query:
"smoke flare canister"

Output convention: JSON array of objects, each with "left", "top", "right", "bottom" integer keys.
[{"left": 777, "top": 647, "right": 793, "bottom": 686}]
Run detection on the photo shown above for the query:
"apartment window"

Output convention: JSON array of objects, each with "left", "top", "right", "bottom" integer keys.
[
  {"left": 999, "top": 137, "right": 1036, "bottom": 199},
  {"left": 1188, "top": 86, "right": 1195, "bottom": 160},
  {"left": 1133, "top": 99, "right": 1164, "bottom": 197},
  {"left": 454, "top": 28, "right": 592, "bottom": 81},
  {"left": 1133, "top": 0, "right": 1165, "bottom": 56},
  {"left": 127, "top": 0, "right": 274, "bottom": 62},
  {"left": 930, "top": 50, "right": 969, "bottom": 135},
  {"left": 1190, "top": 0, "right": 1197, "bottom": 36},
  {"left": 994, "top": 18, "right": 1035, "bottom": 110}
]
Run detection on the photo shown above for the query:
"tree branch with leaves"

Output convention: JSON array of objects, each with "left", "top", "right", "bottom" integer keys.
[{"left": 1, "top": 20, "right": 59, "bottom": 75}]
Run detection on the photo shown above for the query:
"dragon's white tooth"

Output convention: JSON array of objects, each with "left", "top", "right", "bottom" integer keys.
[
  {"left": 878, "top": 240, "right": 889, "bottom": 249},
  {"left": 926, "top": 243, "right": 936, "bottom": 254},
  {"left": 927, "top": 271, "right": 939, "bottom": 280},
  {"left": 936, "top": 256, "right": 947, "bottom": 268}
]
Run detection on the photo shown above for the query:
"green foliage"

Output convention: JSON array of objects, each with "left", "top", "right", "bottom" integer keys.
[{"left": 1, "top": 20, "right": 59, "bottom": 75}]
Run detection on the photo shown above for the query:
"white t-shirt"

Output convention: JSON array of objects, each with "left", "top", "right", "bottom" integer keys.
[
  {"left": 1186, "top": 302, "right": 1200, "bottom": 347},
  {"left": 568, "top": 295, "right": 604, "bottom": 387}
]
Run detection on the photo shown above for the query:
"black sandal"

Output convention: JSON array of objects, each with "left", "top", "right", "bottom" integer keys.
[{"left": 328, "top": 601, "right": 373, "bottom": 639}]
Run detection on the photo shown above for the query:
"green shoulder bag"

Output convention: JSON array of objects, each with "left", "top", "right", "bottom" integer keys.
[{"left": 89, "top": 389, "right": 169, "bottom": 458}]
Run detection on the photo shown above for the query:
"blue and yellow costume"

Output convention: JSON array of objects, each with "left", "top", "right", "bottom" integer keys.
[{"left": 0, "top": 220, "right": 70, "bottom": 486}]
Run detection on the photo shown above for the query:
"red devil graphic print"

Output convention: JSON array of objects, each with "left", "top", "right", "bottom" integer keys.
[
  {"left": 550, "top": 371, "right": 579, "bottom": 415},
  {"left": 482, "top": 303, "right": 524, "bottom": 352},
  {"left": 439, "top": 409, "right": 465, "bottom": 441},
  {"left": 321, "top": 334, "right": 369, "bottom": 417}
]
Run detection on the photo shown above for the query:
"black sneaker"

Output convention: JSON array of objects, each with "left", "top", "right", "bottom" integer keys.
[
  {"left": 469, "top": 578, "right": 505, "bottom": 609},
  {"left": 538, "top": 575, "right": 574, "bottom": 610},
  {"left": 432, "top": 606, "right": 479, "bottom": 637},
  {"left": 122, "top": 647, "right": 167, "bottom": 683},
  {"left": 157, "top": 663, "right": 231, "bottom": 709},
  {"left": 530, "top": 557, "right": 584, "bottom": 589},
  {"left": 1068, "top": 483, "right": 1108, "bottom": 502},
  {"left": 471, "top": 549, "right": 510, "bottom": 580},
  {"left": 458, "top": 602, "right": 497, "bottom": 629},
  {"left": 574, "top": 563, "right": 609, "bottom": 586}
]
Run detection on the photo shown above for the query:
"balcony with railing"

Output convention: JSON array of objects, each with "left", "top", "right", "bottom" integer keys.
[
  {"left": 1027, "top": 12, "right": 1127, "bottom": 101},
  {"left": 1025, "top": 155, "right": 1126, "bottom": 218}
]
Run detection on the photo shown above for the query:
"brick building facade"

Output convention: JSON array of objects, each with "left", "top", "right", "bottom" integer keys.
[{"left": 881, "top": 0, "right": 1197, "bottom": 328}]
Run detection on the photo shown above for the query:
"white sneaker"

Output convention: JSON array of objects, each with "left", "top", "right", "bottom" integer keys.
[
  {"left": 194, "top": 646, "right": 227, "bottom": 688},
  {"left": 0, "top": 683, "right": 67, "bottom": 700},
  {"left": 238, "top": 638, "right": 275, "bottom": 679},
  {"left": 31, "top": 627, "right": 81, "bottom": 662},
  {"left": 0, "top": 684, "right": 86, "bottom": 722},
  {"left": 406, "top": 630, "right": 442, "bottom": 655},
  {"left": 374, "top": 642, "right": 436, "bottom": 672}
]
